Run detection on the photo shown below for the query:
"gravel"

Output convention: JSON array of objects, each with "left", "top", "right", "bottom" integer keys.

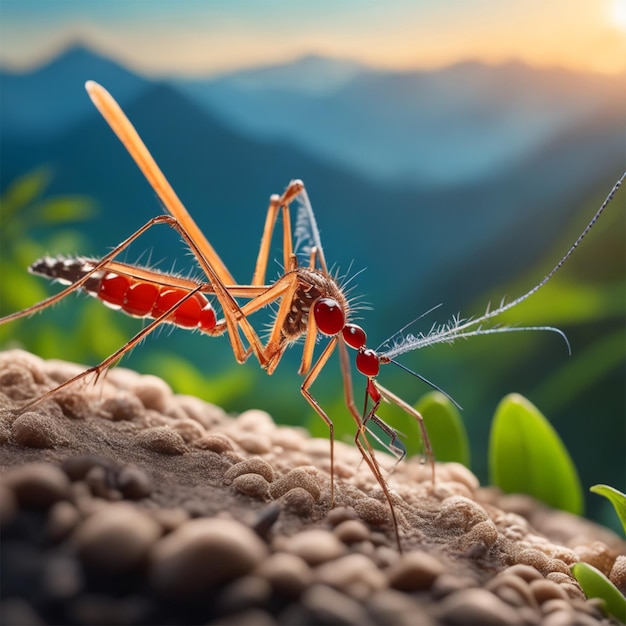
[{"left": 1, "top": 349, "right": 624, "bottom": 625}]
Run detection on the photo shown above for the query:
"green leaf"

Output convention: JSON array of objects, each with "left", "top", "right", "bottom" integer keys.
[
  {"left": 415, "top": 391, "right": 470, "bottom": 466},
  {"left": 0, "top": 167, "right": 51, "bottom": 220},
  {"left": 590, "top": 485, "right": 626, "bottom": 536},
  {"left": 571, "top": 562, "right": 626, "bottom": 623},
  {"left": 489, "top": 393, "right": 583, "bottom": 515},
  {"left": 32, "top": 197, "right": 97, "bottom": 225}
]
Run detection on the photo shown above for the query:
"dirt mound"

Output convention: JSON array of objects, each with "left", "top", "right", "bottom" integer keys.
[{"left": 1, "top": 350, "right": 623, "bottom": 625}]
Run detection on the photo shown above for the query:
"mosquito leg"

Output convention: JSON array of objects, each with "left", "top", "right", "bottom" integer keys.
[
  {"left": 336, "top": 340, "right": 402, "bottom": 552},
  {"left": 13, "top": 284, "right": 209, "bottom": 412},
  {"left": 371, "top": 380, "right": 436, "bottom": 485},
  {"left": 251, "top": 180, "right": 303, "bottom": 286},
  {"left": 300, "top": 337, "right": 338, "bottom": 505},
  {"left": 0, "top": 214, "right": 179, "bottom": 325}
]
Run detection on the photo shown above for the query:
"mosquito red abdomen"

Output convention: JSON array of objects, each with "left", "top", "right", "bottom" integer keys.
[
  {"left": 173, "top": 294, "right": 205, "bottom": 328},
  {"left": 152, "top": 289, "right": 185, "bottom": 321},
  {"left": 123, "top": 282, "right": 159, "bottom": 317},
  {"left": 98, "top": 274, "right": 130, "bottom": 308},
  {"left": 343, "top": 324, "right": 367, "bottom": 349},
  {"left": 151, "top": 289, "right": 216, "bottom": 330},
  {"left": 198, "top": 304, "right": 217, "bottom": 330},
  {"left": 313, "top": 297, "right": 345, "bottom": 335},
  {"left": 356, "top": 348, "right": 380, "bottom": 377}
]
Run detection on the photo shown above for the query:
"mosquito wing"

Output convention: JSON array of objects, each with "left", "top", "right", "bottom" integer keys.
[{"left": 293, "top": 185, "right": 328, "bottom": 271}]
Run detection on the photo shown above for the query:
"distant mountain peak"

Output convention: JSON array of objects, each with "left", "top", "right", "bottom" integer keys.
[{"left": 212, "top": 53, "right": 367, "bottom": 94}]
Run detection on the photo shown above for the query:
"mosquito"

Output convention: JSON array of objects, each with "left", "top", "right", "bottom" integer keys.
[
  {"left": 1, "top": 81, "right": 623, "bottom": 553},
  {"left": 1, "top": 80, "right": 410, "bottom": 546}
]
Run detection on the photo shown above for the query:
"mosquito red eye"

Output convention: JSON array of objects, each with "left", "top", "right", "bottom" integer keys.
[
  {"left": 356, "top": 348, "right": 380, "bottom": 377},
  {"left": 313, "top": 297, "right": 345, "bottom": 335},
  {"left": 343, "top": 324, "right": 367, "bottom": 349}
]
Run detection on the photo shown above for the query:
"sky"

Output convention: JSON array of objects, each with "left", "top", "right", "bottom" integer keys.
[{"left": 0, "top": 0, "right": 625, "bottom": 77}]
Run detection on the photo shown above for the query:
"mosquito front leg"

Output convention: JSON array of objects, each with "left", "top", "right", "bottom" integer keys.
[
  {"left": 367, "top": 379, "right": 436, "bottom": 485},
  {"left": 337, "top": 340, "right": 402, "bottom": 551}
]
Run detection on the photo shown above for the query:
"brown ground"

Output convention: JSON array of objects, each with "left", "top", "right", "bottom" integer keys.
[{"left": 0, "top": 349, "right": 624, "bottom": 625}]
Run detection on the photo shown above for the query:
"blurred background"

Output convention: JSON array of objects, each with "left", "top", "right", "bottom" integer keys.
[{"left": 0, "top": 0, "right": 624, "bottom": 530}]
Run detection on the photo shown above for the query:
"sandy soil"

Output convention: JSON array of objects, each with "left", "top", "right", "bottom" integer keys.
[{"left": 1, "top": 349, "right": 624, "bottom": 625}]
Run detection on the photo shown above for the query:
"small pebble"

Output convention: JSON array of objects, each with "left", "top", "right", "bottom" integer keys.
[
  {"left": 216, "top": 575, "right": 272, "bottom": 615},
  {"left": 236, "top": 433, "right": 273, "bottom": 454},
  {"left": 437, "top": 587, "right": 523, "bottom": 625},
  {"left": 282, "top": 529, "right": 347, "bottom": 565},
  {"left": 46, "top": 500, "right": 81, "bottom": 541},
  {"left": 170, "top": 418, "right": 206, "bottom": 443},
  {"left": 130, "top": 375, "right": 172, "bottom": 412},
  {"left": 300, "top": 583, "right": 374, "bottom": 626},
  {"left": 269, "top": 468, "right": 321, "bottom": 501},
  {"left": 100, "top": 394, "right": 144, "bottom": 421},
  {"left": 610, "top": 554, "right": 626, "bottom": 594},
  {"left": 73, "top": 502, "right": 161, "bottom": 572},
  {"left": 11, "top": 411, "right": 69, "bottom": 448},
  {"left": 5, "top": 462, "right": 71, "bottom": 508},
  {"left": 231, "top": 473, "right": 272, "bottom": 501},
  {"left": 530, "top": 578, "right": 569, "bottom": 604},
  {"left": 575, "top": 541, "right": 615, "bottom": 575},
  {"left": 280, "top": 486, "right": 316, "bottom": 515},
  {"left": 486, "top": 573, "right": 539, "bottom": 612},
  {"left": 367, "top": 589, "right": 434, "bottom": 626},
  {"left": 174, "top": 395, "right": 226, "bottom": 428},
  {"left": 430, "top": 572, "right": 476, "bottom": 600},
  {"left": 236, "top": 409, "right": 275, "bottom": 432},
  {"left": 224, "top": 458, "right": 275, "bottom": 484},
  {"left": 334, "top": 519, "right": 371, "bottom": 544},
  {"left": 434, "top": 495, "right": 490, "bottom": 534},
  {"left": 61, "top": 455, "right": 117, "bottom": 481},
  {"left": 541, "top": 609, "right": 578, "bottom": 626},
  {"left": 149, "top": 518, "right": 268, "bottom": 596},
  {"left": 314, "top": 553, "right": 386, "bottom": 596},
  {"left": 353, "top": 497, "right": 392, "bottom": 528},
  {"left": 255, "top": 552, "right": 312, "bottom": 597},
  {"left": 195, "top": 433, "right": 236, "bottom": 453},
  {"left": 116, "top": 464, "right": 153, "bottom": 499},
  {"left": 501, "top": 564, "right": 544, "bottom": 583},
  {"left": 135, "top": 426, "right": 187, "bottom": 455},
  {"left": 386, "top": 550, "right": 446, "bottom": 591},
  {"left": 0, "top": 362, "right": 40, "bottom": 399}
]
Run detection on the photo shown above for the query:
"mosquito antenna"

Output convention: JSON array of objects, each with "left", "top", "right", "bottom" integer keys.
[
  {"left": 460, "top": 172, "right": 625, "bottom": 326},
  {"left": 388, "top": 358, "right": 462, "bottom": 410},
  {"left": 381, "top": 173, "right": 624, "bottom": 360},
  {"left": 376, "top": 303, "right": 444, "bottom": 352}
]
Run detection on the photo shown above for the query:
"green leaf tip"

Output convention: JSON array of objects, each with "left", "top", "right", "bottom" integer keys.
[
  {"left": 489, "top": 393, "right": 583, "bottom": 515},
  {"left": 571, "top": 562, "right": 626, "bottom": 623},
  {"left": 415, "top": 391, "right": 470, "bottom": 466},
  {"left": 590, "top": 484, "right": 626, "bottom": 536}
]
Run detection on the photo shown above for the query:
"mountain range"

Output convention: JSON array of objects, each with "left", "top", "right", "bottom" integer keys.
[
  {"left": 1, "top": 45, "right": 624, "bottom": 523},
  {"left": 1, "top": 45, "right": 623, "bottom": 325}
]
